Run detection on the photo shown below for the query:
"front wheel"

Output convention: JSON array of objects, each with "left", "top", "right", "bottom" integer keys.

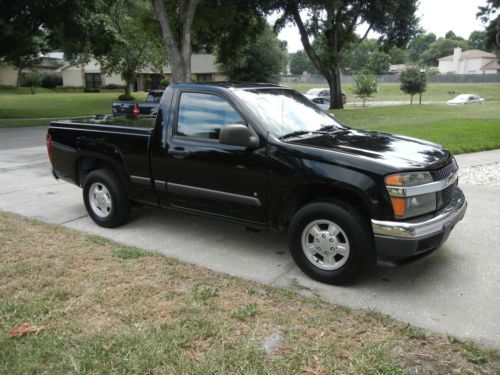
[
  {"left": 83, "top": 169, "right": 131, "bottom": 228},
  {"left": 288, "top": 200, "right": 374, "bottom": 285}
]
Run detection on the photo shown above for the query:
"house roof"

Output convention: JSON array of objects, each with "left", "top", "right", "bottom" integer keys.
[
  {"left": 438, "top": 49, "right": 496, "bottom": 61},
  {"left": 480, "top": 59, "right": 500, "bottom": 71}
]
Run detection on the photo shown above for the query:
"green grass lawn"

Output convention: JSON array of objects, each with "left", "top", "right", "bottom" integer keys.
[
  {"left": 287, "top": 82, "right": 500, "bottom": 103},
  {"left": 0, "top": 88, "right": 147, "bottom": 119},
  {"left": 1, "top": 85, "right": 499, "bottom": 154},
  {"left": 333, "top": 101, "right": 500, "bottom": 154}
]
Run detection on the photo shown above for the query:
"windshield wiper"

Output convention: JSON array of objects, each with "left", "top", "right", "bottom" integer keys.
[
  {"left": 280, "top": 130, "right": 310, "bottom": 139},
  {"left": 280, "top": 130, "right": 329, "bottom": 140}
]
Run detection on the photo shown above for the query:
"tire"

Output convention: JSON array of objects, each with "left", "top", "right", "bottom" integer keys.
[
  {"left": 288, "top": 200, "right": 374, "bottom": 285},
  {"left": 83, "top": 169, "right": 131, "bottom": 228}
]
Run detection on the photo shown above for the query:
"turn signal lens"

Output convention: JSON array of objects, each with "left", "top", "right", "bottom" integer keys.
[
  {"left": 390, "top": 197, "right": 406, "bottom": 217},
  {"left": 385, "top": 175, "right": 404, "bottom": 186}
]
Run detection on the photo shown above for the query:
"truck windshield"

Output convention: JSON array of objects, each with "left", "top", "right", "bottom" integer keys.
[{"left": 233, "top": 88, "right": 343, "bottom": 139}]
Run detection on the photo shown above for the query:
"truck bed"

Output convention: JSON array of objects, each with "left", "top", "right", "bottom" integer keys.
[{"left": 49, "top": 119, "right": 154, "bottom": 197}]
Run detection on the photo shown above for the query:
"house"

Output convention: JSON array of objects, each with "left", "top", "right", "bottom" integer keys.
[
  {"left": 57, "top": 60, "right": 124, "bottom": 89},
  {"left": 438, "top": 48, "right": 499, "bottom": 74},
  {"left": 0, "top": 56, "right": 65, "bottom": 86},
  {"left": 58, "top": 54, "right": 226, "bottom": 90}
]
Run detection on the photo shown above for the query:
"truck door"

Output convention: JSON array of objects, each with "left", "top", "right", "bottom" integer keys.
[{"left": 162, "top": 90, "right": 268, "bottom": 224}]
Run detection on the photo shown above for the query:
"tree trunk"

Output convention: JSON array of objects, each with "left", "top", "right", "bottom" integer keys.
[
  {"left": 16, "top": 68, "right": 23, "bottom": 88},
  {"left": 152, "top": 0, "right": 198, "bottom": 83},
  {"left": 410, "top": 93, "right": 413, "bottom": 105},
  {"left": 290, "top": 5, "right": 343, "bottom": 110}
]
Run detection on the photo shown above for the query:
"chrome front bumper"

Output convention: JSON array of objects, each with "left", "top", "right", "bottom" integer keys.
[
  {"left": 372, "top": 187, "right": 467, "bottom": 239},
  {"left": 371, "top": 187, "right": 466, "bottom": 260}
]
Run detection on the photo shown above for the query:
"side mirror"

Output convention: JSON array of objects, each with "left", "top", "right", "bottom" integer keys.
[{"left": 219, "top": 124, "right": 259, "bottom": 149}]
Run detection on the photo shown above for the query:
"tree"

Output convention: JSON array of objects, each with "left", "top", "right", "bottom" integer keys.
[
  {"left": 420, "top": 38, "right": 469, "bottom": 66},
  {"left": 289, "top": 51, "right": 309, "bottom": 74},
  {"left": 95, "top": 0, "right": 167, "bottom": 95},
  {"left": 468, "top": 31, "right": 487, "bottom": 50},
  {"left": 351, "top": 73, "right": 378, "bottom": 106},
  {"left": 388, "top": 47, "right": 409, "bottom": 64},
  {"left": 365, "top": 51, "right": 391, "bottom": 75},
  {"left": 220, "top": 23, "right": 285, "bottom": 82},
  {"left": 400, "top": 67, "right": 426, "bottom": 105},
  {"left": 477, "top": 0, "right": 500, "bottom": 53},
  {"left": 22, "top": 71, "right": 43, "bottom": 94},
  {"left": 342, "top": 39, "right": 378, "bottom": 73},
  {"left": 270, "top": 0, "right": 420, "bottom": 109},
  {"left": 151, "top": 0, "right": 266, "bottom": 83},
  {"left": 445, "top": 30, "right": 465, "bottom": 41},
  {"left": 289, "top": 50, "right": 319, "bottom": 74},
  {"left": 407, "top": 33, "right": 436, "bottom": 62},
  {"left": 152, "top": 0, "right": 199, "bottom": 83}
]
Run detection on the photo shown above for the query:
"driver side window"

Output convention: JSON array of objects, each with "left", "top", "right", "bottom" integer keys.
[{"left": 176, "top": 92, "right": 244, "bottom": 140}]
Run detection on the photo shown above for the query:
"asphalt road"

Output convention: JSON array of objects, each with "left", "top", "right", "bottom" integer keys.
[{"left": 1, "top": 126, "right": 499, "bottom": 348}]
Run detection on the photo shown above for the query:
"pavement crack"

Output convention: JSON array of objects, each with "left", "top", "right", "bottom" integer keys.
[
  {"left": 60, "top": 215, "right": 88, "bottom": 225},
  {"left": 269, "top": 263, "right": 295, "bottom": 286}
]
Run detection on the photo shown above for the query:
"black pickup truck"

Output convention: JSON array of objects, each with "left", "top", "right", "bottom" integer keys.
[
  {"left": 47, "top": 83, "right": 467, "bottom": 284},
  {"left": 111, "top": 90, "right": 163, "bottom": 116}
]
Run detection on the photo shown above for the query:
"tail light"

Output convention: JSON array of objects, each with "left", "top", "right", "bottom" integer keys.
[
  {"left": 132, "top": 104, "right": 140, "bottom": 116},
  {"left": 46, "top": 133, "right": 53, "bottom": 164}
]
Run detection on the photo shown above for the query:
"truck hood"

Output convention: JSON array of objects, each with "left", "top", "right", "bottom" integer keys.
[{"left": 289, "top": 128, "right": 452, "bottom": 170}]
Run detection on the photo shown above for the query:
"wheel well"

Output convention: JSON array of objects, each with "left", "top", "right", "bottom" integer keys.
[
  {"left": 281, "top": 183, "right": 371, "bottom": 228},
  {"left": 76, "top": 157, "right": 126, "bottom": 190}
]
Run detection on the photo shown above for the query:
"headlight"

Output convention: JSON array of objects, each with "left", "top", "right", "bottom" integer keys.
[
  {"left": 385, "top": 172, "right": 436, "bottom": 219},
  {"left": 385, "top": 172, "right": 433, "bottom": 187}
]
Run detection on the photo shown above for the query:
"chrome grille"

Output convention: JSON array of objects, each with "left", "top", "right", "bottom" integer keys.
[{"left": 430, "top": 159, "right": 458, "bottom": 181}]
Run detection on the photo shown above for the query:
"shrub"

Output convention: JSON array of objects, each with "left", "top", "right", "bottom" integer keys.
[
  {"left": 400, "top": 67, "right": 427, "bottom": 105},
  {"left": 41, "top": 74, "right": 62, "bottom": 89},
  {"left": 0, "top": 85, "right": 16, "bottom": 90},
  {"left": 118, "top": 93, "right": 135, "bottom": 101},
  {"left": 351, "top": 73, "right": 378, "bottom": 106},
  {"left": 102, "top": 83, "right": 126, "bottom": 90},
  {"left": 83, "top": 87, "right": 100, "bottom": 93},
  {"left": 55, "top": 85, "right": 84, "bottom": 92},
  {"left": 159, "top": 78, "right": 170, "bottom": 88},
  {"left": 22, "top": 71, "right": 43, "bottom": 94},
  {"left": 145, "top": 77, "right": 152, "bottom": 90}
]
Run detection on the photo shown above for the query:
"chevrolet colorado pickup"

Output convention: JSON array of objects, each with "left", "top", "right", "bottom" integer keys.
[{"left": 47, "top": 83, "right": 467, "bottom": 284}]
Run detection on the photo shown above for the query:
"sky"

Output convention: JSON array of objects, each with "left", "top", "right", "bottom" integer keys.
[{"left": 270, "top": 0, "right": 490, "bottom": 53}]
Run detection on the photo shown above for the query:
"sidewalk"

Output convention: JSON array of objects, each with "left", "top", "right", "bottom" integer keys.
[{"left": 455, "top": 148, "right": 500, "bottom": 168}]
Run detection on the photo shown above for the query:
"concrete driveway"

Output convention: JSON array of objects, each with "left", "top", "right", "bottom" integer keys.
[{"left": 1, "top": 126, "right": 499, "bottom": 348}]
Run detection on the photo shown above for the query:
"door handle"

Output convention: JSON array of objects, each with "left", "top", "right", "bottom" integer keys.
[{"left": 168, "top": 147, "right": 191, "bottom": 159}]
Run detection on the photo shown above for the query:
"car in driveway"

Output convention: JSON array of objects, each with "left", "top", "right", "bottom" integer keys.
[
  {"left": 305, "top": 88, "right": 347, "bottom": 107},
  {"left": 112, "top": 90, "right": 163, "bottom": 117},
  {"left": 446, "top": 94, "right": 485, "bottom": 105}
]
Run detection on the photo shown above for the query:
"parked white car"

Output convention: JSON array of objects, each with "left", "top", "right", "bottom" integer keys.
[
  {"left": 305, "top": 95, "right": 331, "bottom": 110},
  {"left": 305, "top": 88, "right": 347, "bottom": 105},
  {"left": 446, "top": 94, "right": 485, "bottom": 105}
]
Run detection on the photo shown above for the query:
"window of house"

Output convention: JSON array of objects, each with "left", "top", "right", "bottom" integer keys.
[
  {"left": 196, "top": 73, "right": 214, "bottom": 82},
  {"left": 176, "top": 92, "right": 245, "bottom": 140},
  {"left": 85, "top": 73, "right": 102, "bottom": 89}
]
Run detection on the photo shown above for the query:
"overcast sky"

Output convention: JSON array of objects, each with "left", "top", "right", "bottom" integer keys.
[{"left": 271, "top": 0, "right": 490, "bottom": 53}]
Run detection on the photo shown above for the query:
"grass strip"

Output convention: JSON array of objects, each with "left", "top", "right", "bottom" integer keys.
[{"left": 0, "top": 211, "right": 497, "bottom": 374}]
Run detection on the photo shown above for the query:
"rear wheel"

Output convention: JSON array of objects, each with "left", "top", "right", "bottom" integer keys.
[
  {"left": 83, "top": 169, "right": 131, "bottom": 228},
  {"left": 288, "top": 200, "right": 374, "bottom": 284}
]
